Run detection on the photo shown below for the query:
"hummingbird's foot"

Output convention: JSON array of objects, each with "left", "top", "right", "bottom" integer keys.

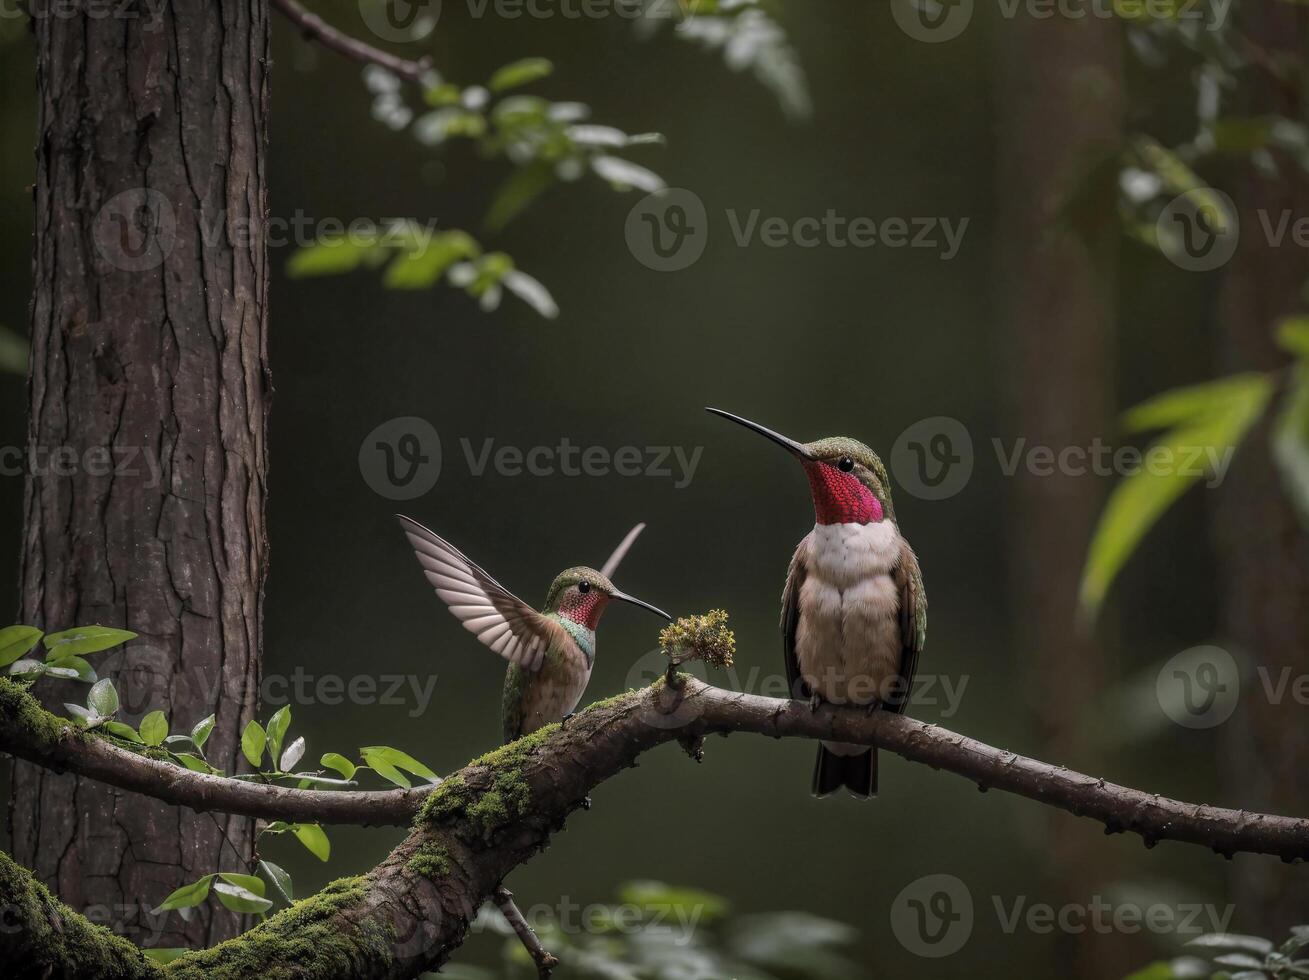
[
  {"left": 865, "top": 701, "right": 884, "bottom": 716},
  {"left": 581, "top": 795, "right": 592, "bottom": 810},
  {"left": 809, "top": 693, "right": 823, "bottom": 713},
  {"left": 561, "top": 712, "right": 574, "bottom": 728}
]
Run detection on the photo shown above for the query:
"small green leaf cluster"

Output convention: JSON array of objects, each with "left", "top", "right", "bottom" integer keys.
[{"left": 0, "top": 623, "right": 136, "bottom": 685}]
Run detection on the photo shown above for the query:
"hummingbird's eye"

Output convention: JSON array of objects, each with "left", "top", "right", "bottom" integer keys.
[
  {"left": 837, "top": 456, "right": 855, "bottom": 472},
  {"left": 578, "top": 582, "right": 591, "bottom": 594}
]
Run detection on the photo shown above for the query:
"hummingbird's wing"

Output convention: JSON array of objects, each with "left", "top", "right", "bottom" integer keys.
[
  {"left": 780, "top": 542, "right": 810, "bottom": 700},
  {"left": 397, "top": 516, "right": 562, "bottom": 672},
  {"left": 599, "top": 523, "right": 646, "bottom": 580},
  {"left": 890, "top": 539, "right": 927, "bottom": 714}
]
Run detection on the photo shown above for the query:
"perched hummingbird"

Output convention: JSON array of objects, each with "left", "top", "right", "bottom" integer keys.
[
  {"left": 706, "top": 409, "right": 927, "bottom": 799},
  {"left": 397, "top": 517, "right": 671, "bottom": 743}
]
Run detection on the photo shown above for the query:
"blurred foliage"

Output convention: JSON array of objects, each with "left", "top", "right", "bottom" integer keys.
[
  {"left": 1078, "top": 1, "right": 1309, "bottom": 618},
  {"left": 292, "top": 1, "right": 806, "bottom": 315},
  {"left": 429, "top": 880, "right": 863, "bottom": 980},
  {"left": 1125, "top": 925, "right": 1309, "bottom": 979},
  {"left": 0, "top": 324, "right": 26, "bottom": 375}
]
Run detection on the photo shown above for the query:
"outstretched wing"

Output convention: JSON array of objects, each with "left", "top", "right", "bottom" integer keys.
[
  {"left": 397, "top": 516, "right": 562, "bottom": 672},
  {"left": 600, "top": 523, "right": 646, "bottom": 580},
  {"left": 890, "top": 539, "right": 927, "bottom": 714},
  {"left": 780, "top": 539, "right": 810, "bottom": 701}
]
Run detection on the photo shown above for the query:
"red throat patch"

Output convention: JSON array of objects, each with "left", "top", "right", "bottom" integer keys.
[
  {"left": 803, "top": 461, "right": 883, "bottom": 525},
  {"left": 558, "top": 590, "right": 609, "bottom": 630}
]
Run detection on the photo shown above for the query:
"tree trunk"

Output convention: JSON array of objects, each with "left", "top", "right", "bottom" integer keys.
[
  {"left": 8, "top": 0, "right": 271, "bottom": 949},
  {"left": 993, "top": 7, "right": 1124, "bottom": 978},
  {"left": 1217, "top": 1, "right": 1309, "bottom": 937}
]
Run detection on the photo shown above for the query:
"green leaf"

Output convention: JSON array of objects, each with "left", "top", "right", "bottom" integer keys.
[
  {"left": 87, "top": 678, "right": 120, "bottom": 718},
  {"left": 288, "top": 774, "right": 358, "bottom": 788},
  {"left": 383, "top": 231, "right": 481, "bottom": 289},
  {"left": 103, "top": 721, "right": 142, "bottom": 743},
  {"left": 320, "top": 752, "right": 357, "bottom": 780},
  {"left": 173, "top": 753, "right": 219, "bottom": 774},
  {"left": 1275, "top": 365, "right": 1309, "bottom": 526},
  {"left": 151, "top": 875, "right": 214, "bottom": 914},
  {"left": 1278, "top": 317, "right": 1309, "bottom": 358},
  {"left": 618, "top": 880, "right": 730, "bottom": 924},
  {"left": 64, "top": 703, "right": 100, "bottom": 727},
  {"left": 489, "top": 57, "right": 553, "bottom": 93},
  {"left": 291, "top": 823, "right": 331, "bottom": 862},
  {"left": 213, "top": 880, "right": 273, "bottom": 915},
  {"left": 241, "top": 719, "right": 266, "bottom": 768},
  {"left": 140, "top": 710, "right": 169, "bottom": 747},
  {"left": 40, "top": 663, "right": 83, "bottom": 681},
  {"left": 47, "top": 655, "right": 97, "bottom": 683},
  {"left": 142, "top": 948, "right": 190, "bottom": 964},
  {"left": 1187, "top": 933, "right": 1275, "bottom": 955},
  {"left": 360, "top": 746, "right": 440, "bottom": 784},
  {"left": 0, "top": 325, "right": 28, "bottom": 375},
  {"left": 266, "top": 705, "right": 291, "bottom": 762},
  {"left": 589, "top": 155, "right": 665, "bottom": 193},
  {"left": 217, "top": 872, "right": 265, "bottom": 896},
  {"left": 6, "top": 659, "right": 46, "bottom": 680},
  {"left": 0, "top": 626, "right": 43, "bottom": 668},
  {"left": 260, "top": 860, "right": 294, "bottom": 903},
  {"left": 190, "top": 713, "right": 216, "bottom": 750},
  {"left": 279, "top": 736, "right": 306, "bottom": 773},
  {"left": 1080, "top": 373, "right": 1274, "bottom": 619},
  {"left": 43, "top": 625, "right": 137, "bottom": 658},
  {"left": 286, "top": 239, "right": 381, "bottom": 278}
]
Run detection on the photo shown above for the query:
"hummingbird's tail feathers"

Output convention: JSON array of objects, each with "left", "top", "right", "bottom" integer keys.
[{"left": 811, "top": 746, "right": 878, "bottom": 800}]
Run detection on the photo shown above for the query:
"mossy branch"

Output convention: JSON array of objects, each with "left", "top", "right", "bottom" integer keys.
[{"left": 5, "top": 678, "right": 1309, "bottom": 976}]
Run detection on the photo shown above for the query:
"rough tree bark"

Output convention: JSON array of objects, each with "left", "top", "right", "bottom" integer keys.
[
  {"left": 994, "top": 6, "right": 1124, "bottom": 979},
  {"left": 8, "top": 0, "right": 271, "bottom": 948},
  {"left": 1217, "top": 1, "right": 1309, "bottom": 936}
]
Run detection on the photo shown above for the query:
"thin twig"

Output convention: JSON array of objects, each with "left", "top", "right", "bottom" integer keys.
[
  {"left": 271, "top": 0, "right": 434, "bottom": 86},
  {"left": 494, "top": 886, "right": 560, "bottom": 979}
]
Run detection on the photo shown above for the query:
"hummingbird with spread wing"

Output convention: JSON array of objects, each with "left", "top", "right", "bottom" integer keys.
[
  {"left": 706, "top": 409, "right": 927, "bottom": 799},
  {"left": 397, "top": 517, "right": 670, "bottom": 743}
]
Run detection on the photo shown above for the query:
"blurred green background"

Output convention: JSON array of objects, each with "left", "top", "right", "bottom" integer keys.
[{"left": 0, "top": 1, "right": 1291, "bottom": 976}]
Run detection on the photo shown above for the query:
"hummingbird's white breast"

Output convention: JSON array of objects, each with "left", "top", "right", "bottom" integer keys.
[{"left": 794, "top": 521, "right": 905, "bottom": 755}]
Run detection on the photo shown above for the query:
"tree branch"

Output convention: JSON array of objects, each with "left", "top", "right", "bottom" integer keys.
[
  {"left": 4, "top": 674, "right": 1307, "bottom": 858},
  {"left": 6, "top": 676, "right": 1309, "bottom": 978},
  {"left": 271, "top": 0, "right": 434, "bottom": 86},
  {"left": 494, "top": 886, "right": 559, "bottom": 979}
]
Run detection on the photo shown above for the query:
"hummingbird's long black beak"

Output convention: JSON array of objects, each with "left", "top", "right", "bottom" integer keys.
[
  {"left": 612, "top": 590, "right": 672, "bottom": 622},
  {"left": 705, "top": 407, "right": 815, "bottom": 460}
]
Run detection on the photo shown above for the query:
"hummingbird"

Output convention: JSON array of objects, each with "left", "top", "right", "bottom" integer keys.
[
  {"left": 397, "top": 516, "right": 671, "bottom": 743},
  {"left": 706, "top": 409, "right": 926, "bottom": 799}
]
